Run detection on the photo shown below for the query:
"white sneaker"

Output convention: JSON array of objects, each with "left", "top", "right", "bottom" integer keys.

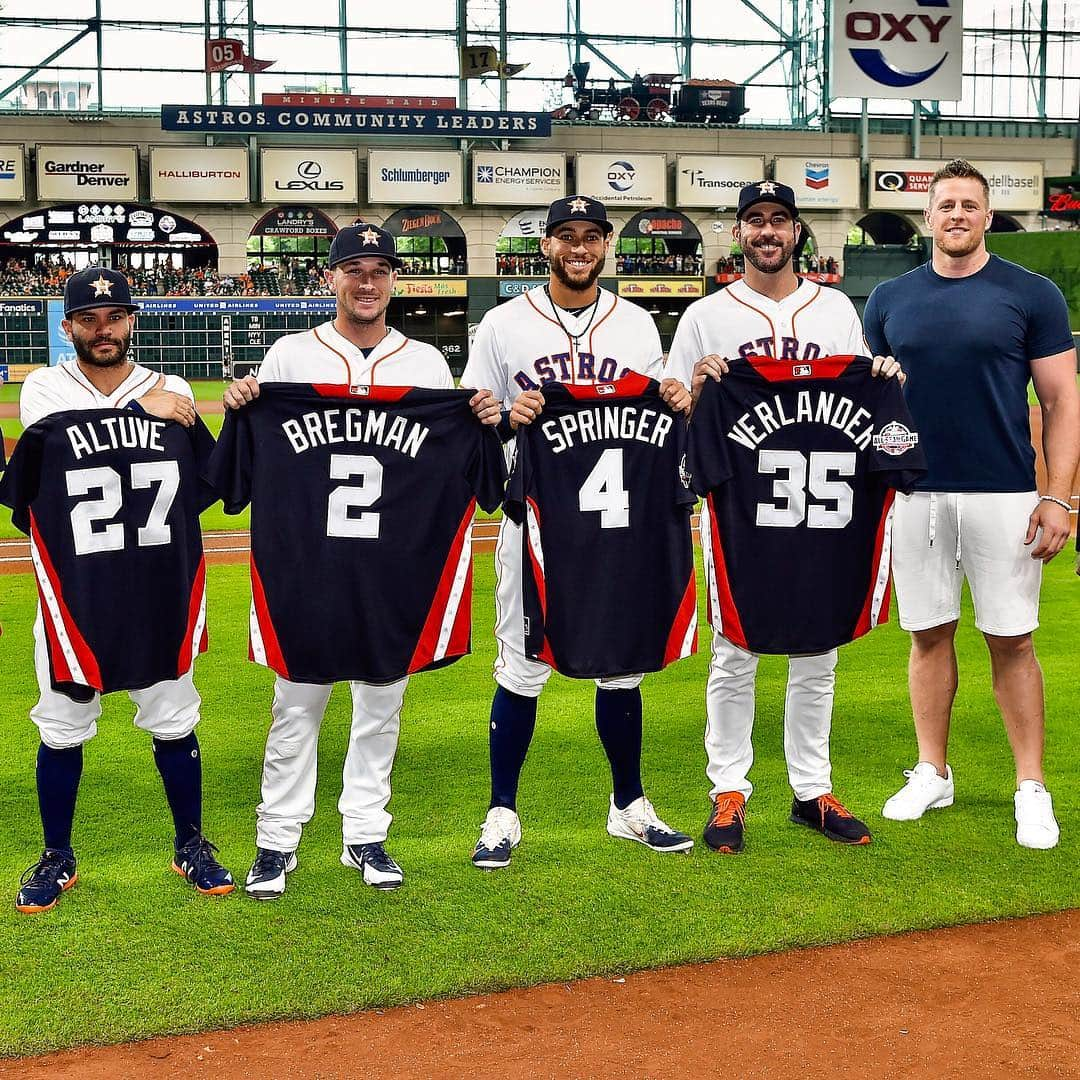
[
  {"left": 881, "top": 762, "right": 954, "bottom": 821},
  {"left": 471, "top": 806, "right": 522, "bottom": 870},
  {"left": 1014, "top": 780, "right": 1060, "bottom": 850},
  {"left": 606, "top": 795, "right": 694, "bottom": 853}
]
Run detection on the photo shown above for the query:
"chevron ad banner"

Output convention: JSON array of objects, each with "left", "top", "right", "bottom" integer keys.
[{"left": 830, "top": 0, "right": 963, "bottom": 101}]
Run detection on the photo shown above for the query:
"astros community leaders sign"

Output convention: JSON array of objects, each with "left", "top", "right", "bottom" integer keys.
[{"left": 161, "top": 105, "right": 552, "bottom": 137}]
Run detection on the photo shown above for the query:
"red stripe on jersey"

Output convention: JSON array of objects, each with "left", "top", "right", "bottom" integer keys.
[
  {"left": 706, "top": 494, "right": 748, "bottom": 651},
  {"left": 311, "top": 383, "right": 413, "bottom": 402},
  {"left": 29, "top": 512, "right": 103, "bottom": 691},
  {"left": 559, "top": 372, "right": 653, "bottom": 400},
  {"left": 250, "top": 557, "right": 290, "bottom": 678},
  {"left": 408, "top": 498, "right": 475, "bottom": 673},
  {"left": 744, "top": 354, "right": 857, "bottom": 382},
  {"left": 444, "top": 550, "right": 474, "bottom": 659},
  {"left": 525, "top": 497, "right": 547, "bottom": 619},
  {"left": 662, "top": 569, "right": 698, "bottom": 667},
  {"left": 853, "top": 489, "right": 896, "bottom": 640},
  {"left": 176, "top": 555, "right": 207, "bottom": 676}
]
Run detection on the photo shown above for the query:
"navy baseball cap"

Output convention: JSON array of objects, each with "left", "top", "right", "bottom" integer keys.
[
  {"left": 545, "top": 195, "right": 613, "bottom": 236},
  {"left": 736, "top": 180, "right": 800, "bottom": 220},
  {"left": 63, "top": 266, "right": 139, "bottom": 317},
  {"left": 329, "top": 223, "right": 403, "bottom": 269}
]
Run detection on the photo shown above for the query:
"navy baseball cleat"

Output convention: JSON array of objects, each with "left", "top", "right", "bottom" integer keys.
[
  {"left": 172, "top": 835, "right": 236, "bottom": 895},
  {"left": 342, "top": 842, "right": 404, "bottom": 890},
  {"left": 471, "top": 806, "right": 522, "bottom": 870},
  {"left": 16, "top": 849, "right": 78, "bottom": 914},
  {"left": 790, "top": 794, "right": 872, "bottom": 845},
  {"left": 703, "top": 791, "right": 747, "bottom": 854},
  {"left": 245, "top": 848, "right": 297, "bottom": 901}
]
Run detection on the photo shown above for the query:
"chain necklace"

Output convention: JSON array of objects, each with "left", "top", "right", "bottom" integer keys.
[{"left": 545, "top": 285, "right": 601, "bottom": 348}]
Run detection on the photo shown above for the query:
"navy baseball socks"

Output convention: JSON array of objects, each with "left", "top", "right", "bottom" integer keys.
[{"left": 155, "top": 733, "right": 236, "bottom": 895}]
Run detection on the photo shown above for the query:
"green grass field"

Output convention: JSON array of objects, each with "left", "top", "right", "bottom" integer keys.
[{"left": 0, "top": 553, "right": 1078, "bottom": 1057}]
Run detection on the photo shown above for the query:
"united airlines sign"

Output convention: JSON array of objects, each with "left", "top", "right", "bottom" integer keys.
[{"left": 830, "top": 0, "right": 963, "bottom": 102}]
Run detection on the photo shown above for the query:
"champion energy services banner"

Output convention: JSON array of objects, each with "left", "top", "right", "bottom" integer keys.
[
  {"left": 150, "top": 146, "right": 249, "bottom": 203},
  {"left": 260, "top": 148, "right": 357, "bottom": 204},
  {"left": 0, "top": 145, "right": 26, "bottom": 202},
  {"left": 36, "top": 145, "right": 138, "bottom": 201},
  {"left": 676, "top": 155, "right": 766, "bottom": 208},
  {"left": 575, "top": 154, "right": 667, "bottom": 207},
  {"left": 830, "top": 0, "right": 963, "bottom": 101},
  {"left": 471, "top": 152, "right": 566, "bottom": 205},
  {"left": 367, "top": 150, "right": 463, "bottom": 205},
  {"left": 773, "top": 157, "right": 861, "bottom": 209}
]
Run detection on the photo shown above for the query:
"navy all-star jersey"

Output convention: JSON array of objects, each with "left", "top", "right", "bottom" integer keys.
[
  {"left": 0, "top": 410, "right": 216, "bottom": 695},
  {"left": 504, "top": 375, "right": 698, "bottom": 678},
  {"left": 687, "top": 355, "right": 927, "bottom": 655},
  {"left": 207, "top": 383, "right": 507, "bottom": 685}
]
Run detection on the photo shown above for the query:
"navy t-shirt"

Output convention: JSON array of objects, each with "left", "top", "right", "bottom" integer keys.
[{"left": 863, "top": 255, "right": 1073, "bottom": 492}]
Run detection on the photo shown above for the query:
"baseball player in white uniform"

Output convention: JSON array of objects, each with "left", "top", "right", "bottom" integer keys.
[
  {"left": 668, "top": 181, "right": 902, "bottom": 854},
  {"left": 13, "top": 266, "right": 234, "bottom": 915},
  {"left": 224, "top": 223, "right": 477, "bottom": 899},
  {"left": 462, "top": 195, "right": 695, "bottom": 870}
]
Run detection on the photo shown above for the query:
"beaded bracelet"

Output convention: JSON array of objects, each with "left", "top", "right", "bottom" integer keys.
[{"left": 1039, "top": 495, "right": 1073, "bottom": 512}]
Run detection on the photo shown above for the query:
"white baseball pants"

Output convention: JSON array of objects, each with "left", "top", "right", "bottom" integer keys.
[
  {"left": 254, "top": 674, "right": 408, "bottom": 852},
  {"left": 704, "top": 631, "right": 837, "bottom": 802}
]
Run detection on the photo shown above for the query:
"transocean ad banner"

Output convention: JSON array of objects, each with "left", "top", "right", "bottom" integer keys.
[
  {"left": 367, "top": 150, "right": 464, "bottom": 204},
  {"left": 35, "top": 145, "right": 138, "bottom": 201},
  {"left": 830, "top": 0, "right": 964, "bottom": 101}
]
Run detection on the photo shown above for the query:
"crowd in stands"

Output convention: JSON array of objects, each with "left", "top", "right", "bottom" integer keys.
[
  {"left": 617, "top": 252, "right": 705, "bottom": 275},
  {"left": 714, "top": 252, "right": 840, "bottom": 277},
  {"left": 496, "top": 252, "right": 549, "bottom": 276}
]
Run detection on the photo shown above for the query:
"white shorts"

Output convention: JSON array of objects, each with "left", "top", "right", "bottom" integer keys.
[{"left": 891, "top": 491, "right": 1042, "bottom": 636}]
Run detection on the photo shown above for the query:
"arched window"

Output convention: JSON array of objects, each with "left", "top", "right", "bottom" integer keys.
[
  {"left": 52, "top": 91, "right": 60, "bottom": 109},
  {"left": 67, "top": 91, "right": 76, "bottom": 109},
  {"left": 37, "top": 90, "right": 48, "bottom": 109}
]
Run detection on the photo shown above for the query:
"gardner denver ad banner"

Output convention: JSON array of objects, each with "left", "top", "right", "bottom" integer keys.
[
  {"left": 575, "top": 154, "right": 667, "bottom": 207},
  {"left": 471, "top": 152, "right": 566, "bottom": 205},
  {"left": 830, "top": 0, "right": 963, "bottom": 102},
  {"left": 870, "top": 159, "right": 1044, "bottom": 211},
  {"left": 367, "top": 150, "right": 463, "bottom": 205},
  {"left": 150, "top": 146, "right": 249, "bottom": 203},
  {"left": 260, "top": 149, "right": 357, "bottom": 204},
  {"left": 36, "top": 145, "right": 138, "bottom": 201},
  {"left": 676, "top": 156, "right": 766, "bottom": 209},
  {"left": 773, "top": 157, "right": 861, "bottom": 209}
]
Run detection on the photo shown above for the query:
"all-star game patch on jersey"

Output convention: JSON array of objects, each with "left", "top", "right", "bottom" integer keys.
[
  {"left": 687, "top": 355, "right": 926, "bottom": 656},
  {"left": 504, "top": 376, "right": 698, "bottom": 678},
  {"left": 208, "top": 383, "right": 507, "bottom": 685},
  {"left": 0, "top": 410, "right": 216, "bottom": 695}
]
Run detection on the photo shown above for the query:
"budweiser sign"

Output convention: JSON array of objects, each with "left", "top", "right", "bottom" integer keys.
[
  {"left": 1047, "top": 192, "right": 1080, "bottom": 213},
  {"left": 1044, "top": 176, "right": 1080, "bottom": 217}
]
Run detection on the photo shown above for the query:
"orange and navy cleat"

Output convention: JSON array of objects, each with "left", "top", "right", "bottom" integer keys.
[
  {"left": 172, "top": 835, "right": 236, "bottom": 895},
  {"left": 790, "top": 793, "right": 872, "bottom": 845},
  {"left": 16, "top": 849, "right": 78, "bottom": 914}
]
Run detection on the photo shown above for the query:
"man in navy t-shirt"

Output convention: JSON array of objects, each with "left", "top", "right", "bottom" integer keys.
[{"left": 864, "top": 159, "right": 1079, "bottom": 850}]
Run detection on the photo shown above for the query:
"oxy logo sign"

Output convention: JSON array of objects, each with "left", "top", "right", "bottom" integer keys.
[
  {"left": 607, "top": 161, "right": 636, "bottom": 192},
  {"left": 830, "top": 1, "right": 963, "bottom": 102}
]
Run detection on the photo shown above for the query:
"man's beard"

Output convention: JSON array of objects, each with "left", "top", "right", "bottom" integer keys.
[
  {"left": 73, "top": 330, "right": 131, "bottom": 367},
  {"left": 935, "top": 228, "right": 983, "bottom": 259},
  {"left": 341, "top": 294, "right": 389, "bottom": 327},
  {"left": 550, "top": 252, "right": 604, "bottom": 294},
  {"left": 742, "top": 235, "right": 796, "bottom": 275}
]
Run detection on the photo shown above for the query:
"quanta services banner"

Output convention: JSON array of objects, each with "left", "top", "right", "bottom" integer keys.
[
  {"left": 260, "top": 149, "right": 357, "bottom": 204},
  {"left": 367, "top": 150, "right": 463, "bottom": 205},
  {"left": 150, "top": 146, "right": 249, "bottom": 203},
  {"left": 0, "top": 145, "right": 26, "bottom": 202},
  {"left": 162, "top": 105, "right": 551, "bottom": 137},
  {"left": 870, "top": 158, "right": 1043, "bottom": 211},
  {"left": 36, "top": 145, "right": 138, "bottom": 201},
  {"left": 829, "top": 0, "right": 963, "bottom": 101},
  {"left": 676, "top": 155, "right": 766, "bottom": 209},
  {"left": 472, "top": 152, "right": 566, "bottom": 205},
  {"left": 575, "top": 154, "right": 667, "bottom": 207},
  {"left": 773, "top": 157, "right": 861, "bottom": 209}
]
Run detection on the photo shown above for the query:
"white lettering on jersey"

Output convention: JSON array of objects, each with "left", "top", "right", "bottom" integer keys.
[
  {"left": 726, "top": 391, "right": 872, "bottom": 452},
  {"left": 540, "top": 406, "right": 673, "bottom": 455},
  {"left": 281, "top": 408, "right": 431, "bottom": 459},
  {"left": 66, "top": 416, "right": 168, "bottom": 461}
]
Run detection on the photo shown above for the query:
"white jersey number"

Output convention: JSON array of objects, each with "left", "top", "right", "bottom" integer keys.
[
  {"left": 327, "top": 454, "right": 384, "bottom": 539},
  {"left": 578, "top": 448, "right": 631, "bottom": 529},
  {"left": 67, "top": 461, "right": 181, "bottom": 556},
  {"left": 756, "top": 450, "right": 855, "bottom": 529}
]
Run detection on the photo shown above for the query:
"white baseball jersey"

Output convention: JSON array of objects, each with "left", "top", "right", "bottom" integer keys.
[
  {"left": 20, "top": 361, "right": 193, "bottom": 428},
  {"left": 258, "top": 322, "right": 453, "bottom": 388},
  {"left": 461, "top": 287, "right": 663, "bottom": 403},
  {"left": 667, "top": 279, "right": 868, "bottom": 387}
]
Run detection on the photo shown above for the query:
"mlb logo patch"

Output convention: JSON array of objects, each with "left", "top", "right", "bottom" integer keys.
[
  {"left": 793, "top": 364, "right": 813, "bottom": 377},
  {"left": 349, "top": 384, "right": 371, "bottom": 396},
  {"left": 805, "top": 162, "right": 829, "bottom": 190},
  {"left": 873, "top": 421, "right": 920, "bottom": 456},
  {"left": 596, "top": 384, "right": 617, "bottom": 395},
  {"left": 477, "top": 165, "right": 494, "bottom": 183}
]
